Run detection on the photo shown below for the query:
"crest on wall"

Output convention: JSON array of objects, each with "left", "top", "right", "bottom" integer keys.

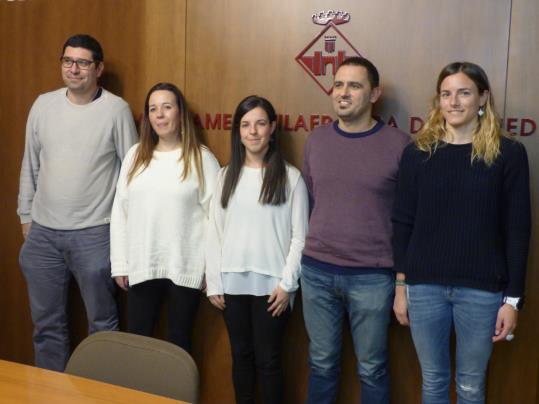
[{"left": 296, "top": 10, "right": 361, "bottom": 95}]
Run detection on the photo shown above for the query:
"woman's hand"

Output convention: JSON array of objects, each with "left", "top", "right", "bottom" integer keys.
[
  {"left": 114, "top": 276, "right": 129, "bottom": 291},
  {"left": 393, "top": 285, "right": 409, "bottom": 326},
  {"left": 492, "top": 304, "right": 518, "bottom": 342},
  {"left": 267, "top": 286, "right": 290, "bottom": 317},
  {"left": 209, "top": 295, "right": 226, "bottom": 310}
]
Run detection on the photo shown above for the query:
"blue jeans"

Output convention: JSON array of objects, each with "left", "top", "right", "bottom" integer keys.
[
  {"left": 407, "top": 284, "right": 503, "bottom": 404},
  {"left": 301, "top": 264, "right": 393, "bottom": 404},
  {"left": 19, "top": 222, "right": 119, "bottom": 371}
]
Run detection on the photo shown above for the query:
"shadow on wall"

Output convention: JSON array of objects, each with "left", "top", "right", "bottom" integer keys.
[
  {"left": 374, "top": 84, "right": 414, "bottom": 134},
  {"left": 100, "top": 69, "right": 123, "bottom": 98}
]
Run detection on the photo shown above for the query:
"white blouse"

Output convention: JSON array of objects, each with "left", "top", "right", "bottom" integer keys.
[{"left": 205, "top": 164, "right": 309, "bottom": 297}]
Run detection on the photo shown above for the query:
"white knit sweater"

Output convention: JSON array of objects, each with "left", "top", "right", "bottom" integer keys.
[{"left": 110, "top": 144, "right": 220, "bottom": 288}]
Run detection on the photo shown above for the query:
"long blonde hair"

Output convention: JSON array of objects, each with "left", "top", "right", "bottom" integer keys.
[
  {"left": 128, "top": 82, "right": 204, "bottom": 190},
  {"left": 415, "top": 62, "right": 505, "bottom": 166}
]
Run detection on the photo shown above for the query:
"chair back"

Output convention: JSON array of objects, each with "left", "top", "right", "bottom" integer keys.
[{"left": 65, "top": 331, "right": 199, "bottom": 403}]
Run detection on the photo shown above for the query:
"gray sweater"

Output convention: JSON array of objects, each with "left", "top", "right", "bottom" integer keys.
[
  {"left": 17, "top": 88, "right": 138, "bottom": 230},
  {"left": 302, "top": 120, "right": 410, "bottom": 268}
]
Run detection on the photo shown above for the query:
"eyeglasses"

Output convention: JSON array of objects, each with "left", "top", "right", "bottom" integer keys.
[{"left": 60, "top": 56, "right": 96, "bottom": 70}]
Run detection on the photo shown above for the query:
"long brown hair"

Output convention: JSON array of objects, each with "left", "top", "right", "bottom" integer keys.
[
  {"left": 415, "top": 62, "right": 504, "bottom": 166},
  {"left": 220, "top": 95, "right": 287, "bottom": 208},
  {"left": 128, "top": 82, "right": 205, "bottom": 190}
]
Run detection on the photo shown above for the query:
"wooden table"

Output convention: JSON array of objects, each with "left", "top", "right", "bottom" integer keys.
[{"left": 0, "top": 359, "right": 187, "bottom": 403}]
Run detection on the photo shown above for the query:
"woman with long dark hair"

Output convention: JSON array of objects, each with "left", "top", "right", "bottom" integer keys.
[
  {"left": 110, "top": 82, "right": 219, "bottom": 352},
  {"left": 392, "top": 62, "right": 531, "bottom": 403},
  {"left": 205, "top": 95, "right": 309, "bottom": 403}
]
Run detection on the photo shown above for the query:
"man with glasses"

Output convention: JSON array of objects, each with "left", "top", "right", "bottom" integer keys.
[{"left": 17, "top": 34, "right": 137, "bottom": 371}]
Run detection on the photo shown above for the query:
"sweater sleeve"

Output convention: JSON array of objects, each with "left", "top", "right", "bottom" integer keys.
[
  {"left": 502, "top": 140, "right": 531, "bottom": 296},
  {"left": 279, "top": 174, "right": 309, "bottom": 292},
  {"left": 110, "top": 144, "right": 138, "bottom": 277},
  {"left": 392, "top": 144, "right": 420, "bottom": 274},
  {"left": 302, "top": 135, "right": 314, "bottom": 212},
  {"left": 199, "top": 149, "right": 221, "bottom": 217},
  {"left": 17, "top": 99, "right": 42, "bottom": 224},
  {"left": 205, "top": 169, "right": 226, "bottom": 296},
  {"left": 112, "top": 103, "right": 139, "bottom": 161}
]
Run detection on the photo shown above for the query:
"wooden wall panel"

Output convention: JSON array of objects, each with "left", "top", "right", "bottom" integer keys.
[
  {"left": 0, "top": 0, "right": 186, "bottom": 364},
  {"left": 0, "top": 0, "right": 538, "bottom": 403},
  {"left": 185, "top": 0, "right": 511, "bottom": 167},
  {"left": 498, "top": 1, "right": 539, "bottom": 403},
  {"left": 185, "top": 1, "right": 521, "bottom": 403}
]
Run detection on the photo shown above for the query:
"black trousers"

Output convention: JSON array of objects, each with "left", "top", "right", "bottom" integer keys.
[
  {"left": 223, "top": 294, "right": 290, "bottom": 404},
  {"left": 127, "top": 278, "right": 200, "bottom": 353}
]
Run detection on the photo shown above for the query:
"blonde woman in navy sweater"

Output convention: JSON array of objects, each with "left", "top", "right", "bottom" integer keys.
[{"left": 392, "top": 62, "right": 530, "bottom": 404}]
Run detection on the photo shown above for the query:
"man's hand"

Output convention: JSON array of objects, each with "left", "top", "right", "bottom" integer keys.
[{"left": 21, "top": 222, "right": 32, "bottom": 239}]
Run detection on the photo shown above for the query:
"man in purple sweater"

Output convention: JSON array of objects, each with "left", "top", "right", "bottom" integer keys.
[{"left": 301, "top": 57, "right": 409, "bottom": 403}]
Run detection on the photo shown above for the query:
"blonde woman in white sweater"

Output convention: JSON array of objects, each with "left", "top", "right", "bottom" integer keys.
[
  {"left": 206, "top": 95, "right": 309, "bottom": 404},
  {"left": 111, "top": 83, "right": 219, "bottom": 352}
]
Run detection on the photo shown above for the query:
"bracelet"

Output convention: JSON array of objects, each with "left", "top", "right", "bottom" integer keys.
[{"left": 395, "top": 280, "right": 406, "bottom": 287}]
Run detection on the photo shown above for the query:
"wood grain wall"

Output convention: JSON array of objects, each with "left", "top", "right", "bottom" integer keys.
[
  {"left": 497, "top": 0, "right": 539, "bottom": 403},
  {"left": 0, "top": 0, "right": 186, "bottom": 365},
  {"left": 0, "top": 0, "right": 537, "bottom": 403}
]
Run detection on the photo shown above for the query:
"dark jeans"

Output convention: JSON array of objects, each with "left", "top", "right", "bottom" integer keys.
[
  {"left": 127, "top": 279, "right": 200, "bottom": 353},
  {"left": 223, "top": 294, "right": 290, "bottom": 404},
  {"left": 19, "top": 222, "right": 118, "bottom": 371}
]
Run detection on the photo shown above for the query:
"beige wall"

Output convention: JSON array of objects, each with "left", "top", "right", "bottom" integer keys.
[{"left": 0, "top": 1, "right": 537, "bottom": 402}]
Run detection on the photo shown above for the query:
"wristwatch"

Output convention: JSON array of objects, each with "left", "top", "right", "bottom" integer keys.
[{"left": 503, "top": 296, "right": 524, "bottom": 311}]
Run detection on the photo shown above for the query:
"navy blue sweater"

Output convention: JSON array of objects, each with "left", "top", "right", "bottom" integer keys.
[{"left": 392, "top": 137, "right": 530, "bottom": 296}]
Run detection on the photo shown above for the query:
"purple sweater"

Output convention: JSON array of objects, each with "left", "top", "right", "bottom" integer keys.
[{"left": 302, "top": 120, "right": 410, "bottom": 268}]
